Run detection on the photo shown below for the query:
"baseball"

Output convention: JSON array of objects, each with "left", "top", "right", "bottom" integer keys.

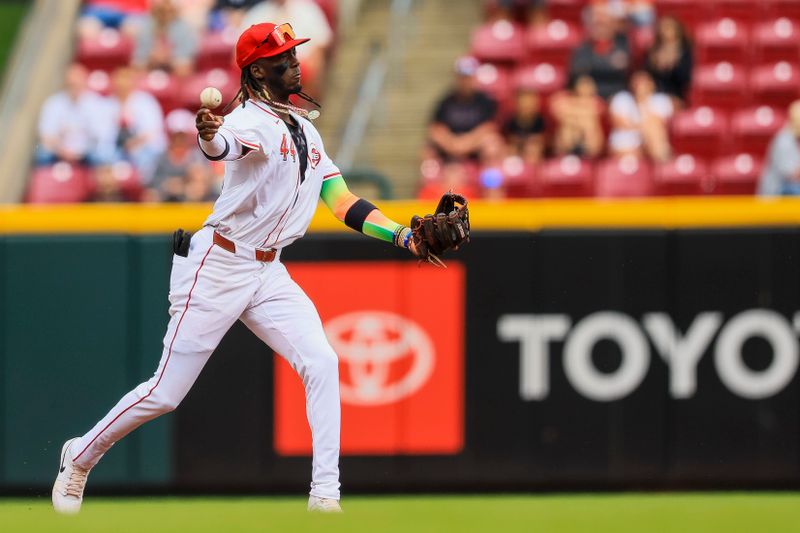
[{"left": 199, "top": 86, "right": 222, "bottom": 109}]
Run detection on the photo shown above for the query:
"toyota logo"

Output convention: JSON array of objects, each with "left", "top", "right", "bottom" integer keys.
[{"left": 325, "top": 311, "right": 435, "bottom": 406}]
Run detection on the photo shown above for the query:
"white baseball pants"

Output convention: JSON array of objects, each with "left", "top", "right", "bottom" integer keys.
[{"left": 70, "top": 227, "right": 341, "bottom": 499}]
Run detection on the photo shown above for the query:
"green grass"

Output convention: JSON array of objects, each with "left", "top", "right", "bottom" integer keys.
[
  {"left": 2, "top": 493, "right": 800, "bottom": 533},
  {"left": 0, "top": 1, "right": 28, "bottom": 74}
]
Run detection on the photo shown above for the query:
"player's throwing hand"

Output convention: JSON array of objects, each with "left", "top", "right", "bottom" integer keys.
[{"left": 195, "top": 108, "right": 223, "bottom": 141}]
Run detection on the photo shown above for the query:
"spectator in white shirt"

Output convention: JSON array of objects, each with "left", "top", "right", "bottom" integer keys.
[
  {"left": 241, "top": 0, "right": 333, "bottom": 92},
  {"left": 106, "top": 67, "right": 167, "bottom": 184},
  {"left": 132, "top": 0, "right": 198, "bottom": 76},
  {"left": 36, "top": 64, "right": 112, "bottom": 166},
  {"left": 609, "top": 70, "right": 673, "bottom": 161}
]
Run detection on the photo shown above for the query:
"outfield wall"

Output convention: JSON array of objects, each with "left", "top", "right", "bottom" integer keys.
[{"left": 2, "top": 199, "right": 800, "bottom": 493}]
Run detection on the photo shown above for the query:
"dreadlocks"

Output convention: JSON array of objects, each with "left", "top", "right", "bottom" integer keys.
[{"left": 222, "top": 68, "right": 322, "bottom": 115}]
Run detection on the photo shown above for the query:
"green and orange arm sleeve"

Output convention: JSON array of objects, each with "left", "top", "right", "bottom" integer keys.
[{"left": 320, "top": 173, "right": 412, "bottom": 248}]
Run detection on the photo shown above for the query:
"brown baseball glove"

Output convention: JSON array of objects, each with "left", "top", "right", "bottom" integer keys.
[{"left": 410, "top": 192, "right": 470, "bottom": 267}]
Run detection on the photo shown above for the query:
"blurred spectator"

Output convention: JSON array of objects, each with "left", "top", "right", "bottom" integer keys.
[
  {"left": 426, "top": 56, "right": 499, "bottom": 162},
  {"left": 569, "top": 3, "right": 630, "bottom": 100},
  {"left": 147, "top": 109, "right": 207, "bottom": 201},
  {"left": 78, "top": 0, "right": 149, "bottom": 36},
  {"left": 91, "top": 163, "right": 130, "bottom": 202},
  {"left": 489, "top": 0, "right": 547, "bottom": 25},
  {"left": 132, "top": 0, "right": 198, "bottom": 76},
  {"left": 759, "top": 100, "right": 800, "bottom": 196},
  {"left": 645, "top": 16, "right": 693, "bottom": 107},
  {"left": 183, "top": 163, "right": 220, "bottom": 201},
  {"left": 418, "top": 161, "right": 479, "bottom": 201},
  {"left": 210, "top": 0, "right": 262, "bottom": 31},
  {"left": 106, "top": 67, "right": 167, "bottom": 184},
  {"left": 549, "top": 75, "right": 605, "bottom": 158},
  {"left": 36, "top": 63, "right": 111, "bottom": 166},
  {"left": 241, "top": 0, "right": 333, "bottom": 92},
  {"left": 503, "top": 88, "right": 545, "bottom": 164},
  {"left": 609, "top": 70, "right": 673, "bottom": 161}
]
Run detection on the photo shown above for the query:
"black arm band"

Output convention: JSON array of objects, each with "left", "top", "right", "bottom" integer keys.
[
  {"left": 344, "top": 198, "right": 378, "bottom": 232},
  {"left": 198, "top": 135, "right": 230, "bottom": 161}
]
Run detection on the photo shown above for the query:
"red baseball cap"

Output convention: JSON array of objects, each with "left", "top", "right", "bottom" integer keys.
[{"left": 235, "top": 22, "right": 310, "bottom": 69}]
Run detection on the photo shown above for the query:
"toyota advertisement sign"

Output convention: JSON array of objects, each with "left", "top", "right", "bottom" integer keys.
[{"left": 173, "top": 228, "right": 800, "bottom": 491}]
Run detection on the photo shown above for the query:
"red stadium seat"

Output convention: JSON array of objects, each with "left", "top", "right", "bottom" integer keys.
[
  {"left": 96, "top": 161, "right": 144, "bottom": 202},
  {"left": 750, "top": 61, "right": 800, "bottom": 108},
  {"left": 76, "top": 29, "right": 133, "bottom": 71},
  {"left": 690, "top": 62, "right": 748, "bottom": 108},
  {"left": 525, "top": 19, "right": 583, "bottom": 66},
  {"left": 196, "top": 29, "right": 237, "bottom": 71},
  {"left": 500, "top": 156, "right": 537, "bottom": 197},
  {"left": 653, "top": 154, "right": 710, "bottom": 195},
  {"left": 138, "top": 69, "right": 181, "bottom": 114},
  {"left": 474, "top": 63, "right": 513, "bottom": 111},
  {"left": 762, "top": 0, "right": 800, "bottom": 20},
  {"left": 655, "top": 0, "right": 714, "bottom": 31},
  {"left": 712, "top": 0, "right": 761, "bottom": 22},
  {"left": 26, "top": 163, "right": 92, "bottom": 204},
  {"left": 711, "top": 153, "right": 763, "bottom": 194},
  {"left": 695, "top": 18, "right": 749, "bottom": 64},
  {"left": 753, "top": 18, "right": 800, "bottom": 63},
  {"left": 671, "top": 106, "right": 730, "bottom": 157},
  {"left": 512, "top": 62, "right": 567, "bottom": 96},
  {"left": 730, "top": 106, "right": 786, "bottom": 155},
  {"left": 594, "top": 156, "right": 653, "bottom": 198},
  {"left": 547, "top": 0, "right": 589, "bottom": 24},
  {"left": 178, "top": 68, "right": 239, "bottom": 112},
  {"left": 471, "top": 20, "right": 526, "bottom": 63},
  {"left": 537, "top": 155, "right": 594, "bottom": 197}
]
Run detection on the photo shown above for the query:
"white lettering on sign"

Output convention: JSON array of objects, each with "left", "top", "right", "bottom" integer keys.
[{"left": 498, "top": 310, "right": 800, "bottom": 402}]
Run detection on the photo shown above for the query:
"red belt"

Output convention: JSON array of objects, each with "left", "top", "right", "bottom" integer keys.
[{"left": 213, "top": 231, "right": 277, "bottom": 263}]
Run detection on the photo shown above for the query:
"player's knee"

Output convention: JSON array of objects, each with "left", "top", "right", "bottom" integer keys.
[
  {"left": 306, "top": 350, "right": 339, "bottom": 380},
  {"left": 148, "top": 390, "right": 182, "bottom": 413}
]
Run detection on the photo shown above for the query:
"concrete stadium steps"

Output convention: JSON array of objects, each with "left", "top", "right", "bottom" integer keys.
[{"left": 318, "top": 0, "right": 482, "bottom": 198}]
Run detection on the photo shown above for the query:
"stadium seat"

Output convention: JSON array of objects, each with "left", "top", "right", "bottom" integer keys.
[
  {"left": 762, "top": 0, "right": 800, "bottom": 21},
  {"left": 653, "top": 154, "right": 710, "bottom": 195},
  {"left": 512, "top": 62, "right": 567, "bottom": 96},
  {"left": 711, "top": 153, "right": 763, "bottom": 194},
  {"left": 99, "top": 161, "right": 144, "bottom": 202},
  {"left": 178, "top": 69, "right": 239, "bottom": 112},
  {"left": 547, "top": 0, "right": 589, "bottom": 24},
  {"left": 690, "top": 62, "right": 748, "bottom": 109},
  {"left": 499, "top": 156, "right": 537, "bottom": 197},
  {"left": 695, "top": 18, "right": 749, "bottom": 64},
  {"left": 594, "top": 156, "right": 653, "bottom": 198},
  {"left": 474, "top": 63, "right": 513, "bottom": 111},
  {"left": 196, "top": 29, "right": 236, "bottom": 71},
  {"left": 26, "top": 163, "right": 92, "bottom": 204},
  {"left": 730, "top": 106, "right": 786, "bottom": 156},
  {"left": 536, "top": 155, "right": 594, "bottom": 197},
  {"left": 753, "top": 18, "right": 800, "bottom": 63},
  {"left": 76, "top": 28, "right": 133, "bottom": 71},
  {"left": 750, "top": 61, "right": 800, "bottom": 108},
  {"left": 138, "top": 69, "right": 181, "bottom": 114},
  {"left": 471, "top": 20, "right": 527, "bottom": 63},
  {"left": 525, "top": 19, "right": 583, "bottom": 66},
  {"left": 655, "top": 0, "right": 713, "bottom": 31},
  {"left": 712, "top": 0, "right": 761, "bottom": 22},
  {"left": 671, "top": 106, "right": 730, "bottom": 157}
]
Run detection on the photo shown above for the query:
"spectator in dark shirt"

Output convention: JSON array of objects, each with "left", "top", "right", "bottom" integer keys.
[
  {"left": 427, "top": 56, "right": 499, "bottom": 161},
  {"left": 132, "top": 0, "right": 198, "bottom": 77},
  {"left": 504, "top": 88, "right": 545, "bottom": 164},
  {"left": 568, "top": 3, "right": 630, "bottom": 100},
  {"left": 645, "top": 16, "right": 693, "bottom": 107}
]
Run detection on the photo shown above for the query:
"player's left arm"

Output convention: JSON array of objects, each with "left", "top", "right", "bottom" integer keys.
[{"left": 320, "top": 173, "right": 417, "bottom": 254}]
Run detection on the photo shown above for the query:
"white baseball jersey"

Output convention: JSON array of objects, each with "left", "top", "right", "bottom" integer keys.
[
  {"left": 69, "top": 99, "right": 343, "bottom": 502},
  {"left": 204, "top": 100, "right": 340, "bottom": 249}
]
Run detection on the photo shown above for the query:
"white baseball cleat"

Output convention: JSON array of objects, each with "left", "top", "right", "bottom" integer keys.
[
  {"left": 307, "top": 495, "right": 343, "bottom": 513},
  {"left": 52, "top": 437, "right": 91, "bottom": 515}
]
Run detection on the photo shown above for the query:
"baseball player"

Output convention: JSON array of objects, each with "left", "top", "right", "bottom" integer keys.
[{"left": 53, "top": 22, "right": 469, "bottom": 515}]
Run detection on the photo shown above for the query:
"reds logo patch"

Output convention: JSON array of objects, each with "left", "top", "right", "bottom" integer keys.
[{"left": 309, "top": 145, "right": 322, "bottom": 169}]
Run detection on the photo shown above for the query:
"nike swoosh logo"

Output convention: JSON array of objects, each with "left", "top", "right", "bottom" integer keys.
[
  {"left": 59, "top": 441, "right": 71, "bottom": 474},
  {"left": 59, "top": 466, "right": 66, "bottom": 473}
]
